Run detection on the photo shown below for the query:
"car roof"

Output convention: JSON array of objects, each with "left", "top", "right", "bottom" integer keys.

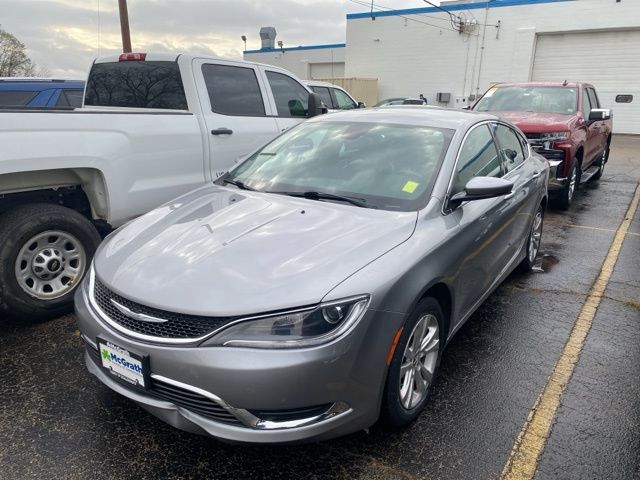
[
  {"left": 304, "top": 80, "right": 339, "bottom": 88},
  {"left": 0, "top": 78, "right": 84, "bottom": 90},
  {"left": 309, "top": 105, "right": 498, "bottom": 130}
]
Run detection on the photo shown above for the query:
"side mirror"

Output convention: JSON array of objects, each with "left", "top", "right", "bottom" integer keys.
[
  {"left": 503, "top": 148, "right": 518, "bottom": 161},
  {"left": 357, "top": 101, "right": 366, "bottom": 109},
  {"left": 449, "top": 177, "right": 514, "bottom": 209},
  {"left": 307, "top": 92, "right": 327, "bottom": 118},
  {"left": 588, "top": 108, "right": 612, "bottom": 122}
]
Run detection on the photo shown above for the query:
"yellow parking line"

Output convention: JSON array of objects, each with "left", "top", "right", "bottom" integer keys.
[{"left": 501, "top": 183, "right": 640, "bottom": 480}]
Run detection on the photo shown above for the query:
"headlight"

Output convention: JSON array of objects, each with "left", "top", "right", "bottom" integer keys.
[
  {"left": 211, "top": 295, "right": 370, "bottom": 349},
  {"left": 540, "top": 131, "right": 570, "bottom": 141}
]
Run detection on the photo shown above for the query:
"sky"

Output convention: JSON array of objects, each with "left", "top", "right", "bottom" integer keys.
[{"left": 1, "top": 0, "right": 427, "bottom": 79}]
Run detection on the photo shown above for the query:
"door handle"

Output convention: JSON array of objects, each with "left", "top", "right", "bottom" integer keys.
[
  {"left": 531, "top": 171, "right": 542, "bottom": 179},
  {"left": 504, "top": 190, "right": 516, "bottom": 199},
  {"left": 211, "top": 128, "right": 233, "bottom": 135}
]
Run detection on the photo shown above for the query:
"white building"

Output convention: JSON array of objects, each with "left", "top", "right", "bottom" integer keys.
[
  {"left": 245, "top": 0, "right": 640, "bottom": 134},
  {"left": 346, "top": 0, "right": 640, "bottom": 133},
  {"left": 243, "top": 43, "right": 346, "bottom": 80}
]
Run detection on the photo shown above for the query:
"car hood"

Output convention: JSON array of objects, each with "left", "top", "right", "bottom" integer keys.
[
  {"left": 94, "top": 186, "right": 418, "bottom": 316},
  {"left": 493, "top": 111, "right": 576, "bottom": 133}
]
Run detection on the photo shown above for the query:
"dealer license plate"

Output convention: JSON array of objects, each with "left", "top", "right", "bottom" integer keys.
[{"left": 97, "top": 338, "right": 149, "bottom": 389}]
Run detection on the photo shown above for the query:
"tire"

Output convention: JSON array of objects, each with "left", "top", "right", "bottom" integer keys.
[
  {"left": 382, "top": 297, "right": 445, "bottom": 427},
  {"left": 0, "top": 203, "right": 101, "bottom": 320},
  {"left": 518, "top": 204, "right": 544, "bottom": 272},
  {"left": 553, "top": 160, "right": 579, "bottom": 210}
]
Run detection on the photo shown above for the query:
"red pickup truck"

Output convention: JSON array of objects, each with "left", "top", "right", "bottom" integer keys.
[{"left": 473, "top": 82, "right": 612, "bottom": 209}]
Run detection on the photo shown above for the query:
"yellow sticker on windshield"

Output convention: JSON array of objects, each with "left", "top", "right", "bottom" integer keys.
[{"left": 402, "top": 181, "right": 419, "bottom": 193}]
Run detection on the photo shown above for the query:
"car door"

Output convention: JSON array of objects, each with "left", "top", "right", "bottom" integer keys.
[
  {"left": 492, "top": 122, "right": 541, "bottom": 258},
  {"left": 580, "top": 86, "right": 599, "bottom": 166},
  {"left": 310, "top": 86, "right": 335, "bottom": 110},
  {"left": 260, "top": 68, "right": 311, "bottom": 134},
  {"left": 586, "top": 87, "right": 606, "bottom": 163},
  {"left": 332, "top": 88, "right": 357, "bottom": 110},
  {"left": 445, "top": 123, "right": 514, "bottom": 326},
  {"left": 192, "top": 59, "right": 280, "bottom": 178}
]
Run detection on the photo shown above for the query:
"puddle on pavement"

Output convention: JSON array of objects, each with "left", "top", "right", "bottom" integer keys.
[{"left": 532, "top": 254, "right": 559, "bottom": 273}]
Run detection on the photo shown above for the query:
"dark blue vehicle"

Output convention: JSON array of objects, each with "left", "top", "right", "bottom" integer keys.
[{"left": 0, "top": 78, "right": 85, "bottom": 108}]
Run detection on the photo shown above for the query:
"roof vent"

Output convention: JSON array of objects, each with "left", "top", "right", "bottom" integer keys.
[{"left": 260, "top": 27, "right": 277, "bottom": 50}]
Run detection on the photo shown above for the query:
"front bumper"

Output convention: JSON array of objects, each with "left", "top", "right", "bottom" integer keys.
[
  {"left": 74, "top": 281, "right": 403, "bottom": 443},
  {"left": 547, "top": 159, "right": 567, "bottom": 192}
]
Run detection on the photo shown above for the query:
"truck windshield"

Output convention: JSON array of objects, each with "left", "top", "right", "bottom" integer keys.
[
  {"left": 474, "top": 86, "right": 578, "bottom": 114},
  {"left": 219, "top": 121, "right": 453, "bottom": 211},
  {"left": 84, "top": 61, "right": 187, "bottom": 110}
]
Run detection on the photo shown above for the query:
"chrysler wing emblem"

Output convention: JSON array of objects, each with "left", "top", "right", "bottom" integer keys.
[{"left": 110, "top": 299, "right": 169, "bottom": 323}]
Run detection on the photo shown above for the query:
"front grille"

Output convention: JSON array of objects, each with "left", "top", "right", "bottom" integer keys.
[
  {"left": 84, "top": 344, "right": 242, "bottom": 426},
  {"left": 531, "top": 145, "right": 566, "bottom": 162},
  {"left": 93, "top": 278, "right": 234, "bottom": 340}
]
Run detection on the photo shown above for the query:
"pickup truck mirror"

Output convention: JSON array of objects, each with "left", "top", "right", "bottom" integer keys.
[
  {"left": 357, "top": 101, "right": 366, "bottom": 109},
  {"left": 588, "top": 108, "right": 612, "bottom": 122},
  {"left": 307, "top": 92, "right": 327, "bottom": 118},
  {"left": 449, "top": 177, "right": 514, "bottom": 209}
]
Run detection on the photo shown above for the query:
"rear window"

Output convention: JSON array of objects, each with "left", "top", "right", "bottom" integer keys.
[
  {"left": 0, "top": 90, "right": 37, "bottom": 107},
  {"left": 84, "top": 61, "right": 187, "bottom": 109}
]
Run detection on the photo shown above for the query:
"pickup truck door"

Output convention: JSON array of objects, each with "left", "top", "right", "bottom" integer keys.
[
  {"left": 258, "top": 67, "right": 311, "bottom": 134},
  {"left": 585, "top": 87, "right": 607, "bottom": 163},
  {"left": 192, "top": 59, "right": 280, "bottom": 179},
  {"left": 580, "top": 87, "right": 601, "bottom": 167}
]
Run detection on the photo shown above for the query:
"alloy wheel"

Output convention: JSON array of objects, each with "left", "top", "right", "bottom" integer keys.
[
  {"left": 529, "top": 210, "right": 543, "bottom": 264},
  {"left": 14, "top": 230, "right": 87, "bottom": 300},
  {"left": 399, "top": 313, "right": 440, "bottom": 409},
  {"left": 568, "top": 168, "right": 578, "bottom": 201}
]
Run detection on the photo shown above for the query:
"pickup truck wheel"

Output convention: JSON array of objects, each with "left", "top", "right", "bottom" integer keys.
[
  {"left": 553, "top": 160, "right": 579, "bottom": 210},
  {"left": 518, "top": 205, "right": 544, "bottom": 272},
  {"left": 0, "top": 203, "right": 101, "bottom": 320},
  {"left": 592, "top": 146, "right": 609, "bottom": 181},
  {"left": 382, "top": 297, "right": 444, "bottom": 427}
]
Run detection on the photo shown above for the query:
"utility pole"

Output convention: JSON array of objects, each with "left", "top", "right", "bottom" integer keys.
[{"left": 118, "top": 0, "right": 132, "bottom": 53}]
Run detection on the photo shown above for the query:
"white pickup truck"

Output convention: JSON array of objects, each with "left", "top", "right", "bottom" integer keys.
[{"left": 0, "top": 52, "right": 325, "bottom": 319}]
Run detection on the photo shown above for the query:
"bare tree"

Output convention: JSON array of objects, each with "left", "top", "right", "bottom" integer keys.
[{"left": 0, "top": 28, "right": 38, "bottom": 77}]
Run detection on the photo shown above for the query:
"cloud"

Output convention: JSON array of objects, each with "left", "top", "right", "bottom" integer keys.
[{"left": 2, "top": 0, "right": 419, "bottom": 78}]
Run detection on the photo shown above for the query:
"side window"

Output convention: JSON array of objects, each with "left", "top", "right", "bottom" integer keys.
[
  {"left": 0, "top": 90, "right": 37, "bottom": 107},
  {"left": 265, "top": 71, "right": 309, "bottom": 117},
  {"left": 452, "top": 125, "right": 502, "bottom": 195},
  {"left": 587, "top": 88, "right": 600, "bottom": 109},
  {"left": 581, "top": 88, "right": 592, "bottom": 116},
  {"left": 201, "top": 64, "right": 265, "bottom": 116},
  {"left": 64, "top": 89, "right": 84, "bottom": 108},
  {"left": 311, "top": 86, "right": 333, "bottom": 109},
  {"left": 333, "top": 88, "right": 357, "bottom": 110},
  {"left": 493, "top": 124, "right": 525, "bottom": 173},
  {"left": 55, "top": 91, "right": 70, "bottom": 107}
]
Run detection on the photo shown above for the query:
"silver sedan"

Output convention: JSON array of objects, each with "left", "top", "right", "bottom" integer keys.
[{"left": 75, "top": 107, "right": 548, "bottom": 443}]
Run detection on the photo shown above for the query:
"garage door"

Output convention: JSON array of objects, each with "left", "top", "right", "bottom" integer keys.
[{"left": 532, "top": 30, "right": 640, "bottom": 134}]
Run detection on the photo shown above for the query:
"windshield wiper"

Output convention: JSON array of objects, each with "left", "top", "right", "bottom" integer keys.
[
  {"left": 222, "top": 178, "right": 255, "bottom": 191},
  {"left": 270, "top": 191, "right": 369, "bottom": 208}
]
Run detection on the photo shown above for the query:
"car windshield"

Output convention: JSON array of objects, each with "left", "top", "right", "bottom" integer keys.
[
  {"left": 219, "top": 121, "right": 453, "bottom": 211},
  {"left": 474, "top": 86, "right": 578, "bottom": 114}
]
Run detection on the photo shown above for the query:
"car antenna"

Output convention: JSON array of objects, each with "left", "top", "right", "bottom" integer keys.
[{"left": 562, "top": 79, "right": 568, "bottom": 86}]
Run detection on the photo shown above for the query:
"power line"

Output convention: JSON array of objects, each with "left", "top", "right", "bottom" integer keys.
[{"left": 349, "top": 0, "right": 459, "bottom": 32}]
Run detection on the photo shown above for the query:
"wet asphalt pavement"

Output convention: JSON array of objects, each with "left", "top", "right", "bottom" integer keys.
[{"left": 1, "top": 136, "right": 639, "bottom": 480}]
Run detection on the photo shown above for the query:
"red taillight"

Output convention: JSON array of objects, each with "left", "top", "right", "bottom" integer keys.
[{"left": 119, "top": 52, "right": 147, "bottom": 61}]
